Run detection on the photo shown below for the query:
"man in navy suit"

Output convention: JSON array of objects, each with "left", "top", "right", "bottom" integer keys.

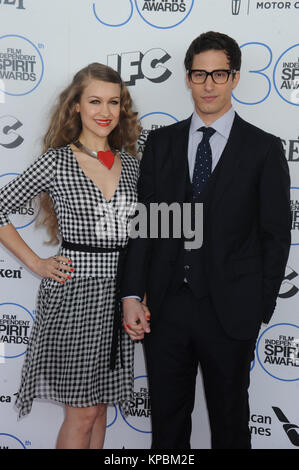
[{"left": 121, "top": 31, "right": 291, "bottom": 449}]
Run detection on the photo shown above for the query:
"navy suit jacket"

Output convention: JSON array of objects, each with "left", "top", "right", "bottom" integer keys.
[{"left": 121, "top": 113, "right": 291, "bottom": 339}]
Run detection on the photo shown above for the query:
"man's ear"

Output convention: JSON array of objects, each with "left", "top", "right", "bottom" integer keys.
[
  {"left": 232, "top": 70, "right": 240, "bottom": 90},
  {"left": 186, "top": 72, "right": 191, "bottom": 89}
]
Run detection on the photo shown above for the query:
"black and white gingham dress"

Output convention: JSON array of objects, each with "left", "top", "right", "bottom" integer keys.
[{"left": 0, "top": 144, "right": 139, "bottom": 417}]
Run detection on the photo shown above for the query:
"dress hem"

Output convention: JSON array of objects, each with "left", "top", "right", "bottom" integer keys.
[{"left": 15, "top": 393, "right": 133, "bottom": 419}]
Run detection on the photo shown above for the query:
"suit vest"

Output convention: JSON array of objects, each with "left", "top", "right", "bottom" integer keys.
[{"left": 169, "top": 154, "right": 226, "bottom": 298}]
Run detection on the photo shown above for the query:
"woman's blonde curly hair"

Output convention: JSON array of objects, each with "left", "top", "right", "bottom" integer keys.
[{"left": 36, "top": 62, "right": 140, "bottom": 245}]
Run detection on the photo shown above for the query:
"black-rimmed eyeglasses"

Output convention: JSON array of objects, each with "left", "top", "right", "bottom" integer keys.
[{"left": 188, "top": 69, "right": 237, "bottom": 84}]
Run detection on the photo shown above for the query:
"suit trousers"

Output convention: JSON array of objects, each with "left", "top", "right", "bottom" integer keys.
[{"left": 143, "top": 283, "right": 257, "bottom": 449}]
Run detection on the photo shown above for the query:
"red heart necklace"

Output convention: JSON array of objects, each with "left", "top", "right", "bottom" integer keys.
[{"left": 73, "top": 139, "right": 115, "bottom": 170}]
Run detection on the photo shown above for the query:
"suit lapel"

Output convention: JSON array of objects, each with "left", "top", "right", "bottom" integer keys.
[
  {"left": 169, "top": 113, "right": 244, "bottom": 208},
  {"left": 210, "top": 113, "right": 243, "bottom": 211},
  {"left": 170, "top": 116, "right": 192, "bottom": 202}
]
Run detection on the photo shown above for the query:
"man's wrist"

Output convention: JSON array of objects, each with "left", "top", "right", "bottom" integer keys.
[{"left": 122, "top": 296, "right": 142, "bottom": 302}]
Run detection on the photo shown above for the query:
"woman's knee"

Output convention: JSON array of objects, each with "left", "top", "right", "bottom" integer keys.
[
  {"left": 96, "top": 403, "right": 107, "bottom": 418},
  {"left": 65, "top": 406, "right": 102, "bottom": 433}
]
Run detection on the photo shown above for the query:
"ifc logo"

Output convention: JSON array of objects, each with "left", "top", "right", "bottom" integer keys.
[
  {"left": 107, "top": 48, "right": 172, "bottom": 87},
  {"left": 93, "top": 0, "right": 194, "bottom": 29},
  {"left": 0, "top": 115, "right": 24, "bottom": 149}
]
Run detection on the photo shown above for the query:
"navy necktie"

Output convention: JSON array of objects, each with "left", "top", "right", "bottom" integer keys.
[{"left": 192, "top": 126, "right": 216, "bottom": 200}]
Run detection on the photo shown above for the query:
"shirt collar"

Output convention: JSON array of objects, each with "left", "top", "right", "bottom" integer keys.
[{"left": 190, "top": 107, "right": 235, "bottom": 140}]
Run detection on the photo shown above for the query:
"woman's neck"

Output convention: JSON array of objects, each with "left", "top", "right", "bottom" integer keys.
[{"left": 78, "top": 133, "right": 109, "bottom": 152}]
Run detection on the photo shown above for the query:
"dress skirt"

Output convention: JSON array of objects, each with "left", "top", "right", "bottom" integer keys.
[{"left": 15, "top": 276, "right": 134, "bottom": 418}]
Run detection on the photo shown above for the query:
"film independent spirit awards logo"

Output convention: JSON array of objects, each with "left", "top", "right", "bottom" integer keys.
[
  {"left": 93, "top": 0, "right": 194, "bottom": 29},
  {"left": 0, "top": 434, "right": 27, "bottom": 450},
  {"left": 119, "top": 376, "right": 151, "bottom": 433},
  {"left": 0, "top": 34, "right": 44, "bottom": 96},
  {"left": 137, "top": 111, "right": 178, "bottom": 157},
  {"left": 256, "top": 323, "right": 299, "bottom": 381},
  {"left": 290, "top": 187, "right": 299, "bottom": 245},
  {"left": 273, "top": 44, "right": 299, "bottom": 107},
  {"left": 0, "top": 302, "right": 34, "bottom": 360},
  {"left": 0, "top": 173, "right": 40, "bottom": 230}
]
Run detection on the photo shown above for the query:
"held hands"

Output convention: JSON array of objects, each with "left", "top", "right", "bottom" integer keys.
[
  {"left": 33, "top": 255, "right": 74, "bottom": 284},
  {"left": 122, "top": 298, "right": 151, "bottom": 341}
]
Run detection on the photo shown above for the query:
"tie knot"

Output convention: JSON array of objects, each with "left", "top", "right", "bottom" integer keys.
[{"left": 198, "top": 126, "right": 216, "bottom": 141}]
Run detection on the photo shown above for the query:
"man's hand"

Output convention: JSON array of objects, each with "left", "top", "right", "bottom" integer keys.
[{"left": 122, "top": 298, "right": 151, "bottom": 341}]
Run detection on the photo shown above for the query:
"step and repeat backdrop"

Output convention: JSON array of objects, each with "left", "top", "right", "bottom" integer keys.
[{"left": 0, "top": 0, "right": 299, "bottom": 450}]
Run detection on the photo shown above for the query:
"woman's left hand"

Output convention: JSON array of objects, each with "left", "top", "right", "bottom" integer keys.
[{"left": 122, "top": 300, "right": 151, "bottom": 341}]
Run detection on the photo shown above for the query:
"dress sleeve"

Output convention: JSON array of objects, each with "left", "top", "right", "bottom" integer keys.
[{"left": 0, "top": 149, "right": 57, "bottom": 227}]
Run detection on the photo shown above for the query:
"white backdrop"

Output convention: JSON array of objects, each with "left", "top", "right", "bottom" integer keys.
[{"left": 0, "top": 0, "right": 299, "bottom": 450}]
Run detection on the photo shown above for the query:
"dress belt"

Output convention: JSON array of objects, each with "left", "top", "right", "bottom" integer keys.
[
  {"left": 61, "top": 239, "right": 124, "bottom": 253},
  {"left": 61, "top": 238, "right": 126, "bottom": 371}
]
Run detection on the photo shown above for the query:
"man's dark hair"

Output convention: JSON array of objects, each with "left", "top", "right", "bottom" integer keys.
[{"left": 184, "top": 31, "right": 242, "bottom": 72}]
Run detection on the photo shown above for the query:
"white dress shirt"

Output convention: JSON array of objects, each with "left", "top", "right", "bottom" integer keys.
[{"left": 188, "top": 106, "right": 235, "bottom": 181}]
